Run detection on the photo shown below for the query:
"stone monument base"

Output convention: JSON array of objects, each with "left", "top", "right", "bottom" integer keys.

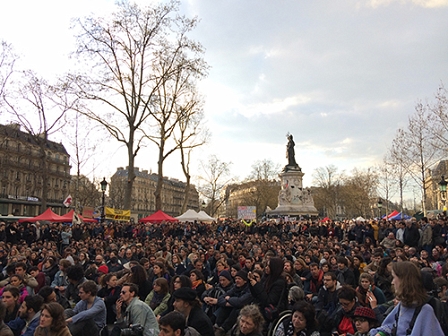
[{"left": 268, "top": 169, "right": 319, "bottom": 217}]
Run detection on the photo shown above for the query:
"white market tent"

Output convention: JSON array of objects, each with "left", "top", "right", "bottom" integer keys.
[
  {"left": 197, "top": 210, "right": 216, "bottom": 222},
  {"left": 355, "top": 216, "right": 366, "bottom": 222},
  {"left": 176, "top": 209, "right": 201, "bottom": 221}
]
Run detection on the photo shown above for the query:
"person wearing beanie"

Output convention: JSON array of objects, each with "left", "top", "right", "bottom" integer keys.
[
  {"left": 214, "top": 269, "right": 253, "bottom": 336},
  {"left": 172, "top": 288, "right": 214, "bottom": 336},
  {"left": 202, "top": 270, "right": 234, "bottom": 322}
]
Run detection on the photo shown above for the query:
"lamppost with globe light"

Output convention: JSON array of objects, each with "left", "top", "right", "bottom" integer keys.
[
  {"left": 100, "top": 177, "right": 108, "bottom": 223},
  {"left": 438, "top": 175, "right": 447, "bottom": 216},
  {"left": 377, "top": 198, "right": 383, "bottom": 219}
]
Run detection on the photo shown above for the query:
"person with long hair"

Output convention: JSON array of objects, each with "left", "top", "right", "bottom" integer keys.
[
  {"left": 129, "top": 264, "right": 152, "bottom": 300},
  {"left": 371, "top": 261, "right": 444, "bottom": 336},
  {"left": 144, "top": 277, "right": 170, "bottom": 316},
  {"left": 249, "top": 257, "right": 287, "bottom": 323},
  {"left": 274, "top": 301, "right": 320, "bottom": 336},
  {"left": 0, "top": 277, "right": 28, "bottom": 304},
  {"left": 356, "top": 273, "right": 386, "bottom": 308},
  {"left": 34, "top": 302, "right": 71, "bottom": 336},
  {"left": 1, "top": 287, "right": 19, "bottom": 323},
  {"left": 97, "top": 273, "right": 121, "bottom": 324},
  {"left": 189, "top": 269, "right": 206, "bottom": 298},
  {"left": 373, "top": 257, "right": 394, "bottom": 301},
  {"left": 161, "top": 275, "right": 192, "bottom": 317}
]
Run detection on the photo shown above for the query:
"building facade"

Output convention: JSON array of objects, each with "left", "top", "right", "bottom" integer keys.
[
  {"left": 109, "top": 167, "right": 200, "bottom": 218},
  {"left": 0, "top": 123, "right": 71, "bottom": 216},
  {"left": 425, "top": 159, "right": 448, "bottom": 212},
  {"left": 222, "top": 180, "right": 281, "bottom": 219}
]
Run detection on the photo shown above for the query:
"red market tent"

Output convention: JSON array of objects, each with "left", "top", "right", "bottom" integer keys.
[
  {"left": 18, "top": 208, "right": 65, "bottom": 223},
  {"left": 59, "top": 210, "right": 98, "bottom": 223},
  {"left": 139, "top": 210, "right": 178, "bottom": 223}
]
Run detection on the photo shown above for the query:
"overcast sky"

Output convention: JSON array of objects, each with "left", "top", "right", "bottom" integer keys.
[{"left": 0, "top": 0, "right": 447, "bottom": 190}]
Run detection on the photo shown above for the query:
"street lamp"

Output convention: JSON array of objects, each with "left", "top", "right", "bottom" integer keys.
[
  {"left": 438, "top": 175, "right": 447, "bottom": 216},
  {"left": 100, "top": 177, "right": 108, "bottom": 223},
  {"left": 377, "top": 198, "right": 383, "bottom": 219}
]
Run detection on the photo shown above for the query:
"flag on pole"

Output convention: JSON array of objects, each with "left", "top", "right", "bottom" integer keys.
[{"left": 63, "top": 195, "right": 72, "bottom": 208}]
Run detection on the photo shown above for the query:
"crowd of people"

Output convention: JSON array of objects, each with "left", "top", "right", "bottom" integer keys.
[{"left": 0, "top": 215, "right": 446, "bottom": 336}]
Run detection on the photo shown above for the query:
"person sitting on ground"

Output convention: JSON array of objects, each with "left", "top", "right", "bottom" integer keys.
[
  {"left": 64, "top": 280, "right": 106, "bottom": 336},
  {"left": 0, "top": 277, "right": 28, "bottom": 304},
  {"left": 352, "top": 306, "right": 378, "bottom": 336},
  {"left": 202, "top": 270, "right": 234, "bottom": 323},
  {"left": 356, "top": 273, "right": 386, "bottom": 308},
  {"left": 112, "top": 282, "right": 159, "bottom": 336},
  {"left": 64, "top": 265, "right": 86, "bottom": 304},
  {"left": 214, "top": 270, "right": 253, "bottom": 336},
  {"left": 371, "top": 261, "right": 445, "bottom": 336},
  {"left": 189, "top": 270, "right": 206, "bottom": 299},
  {"left": 315, "top": 272, "right": 340, "bottom": 318},
  {"left": 172, "top": 287, "right": 214, "bottom": 336},
  {"left": 7, "top": 294, "right": 44, "bottom": 336},
  {"left": 51, "top": 259, "right": 71, "bottom": 295},
  {"left": 145, "top": 277, "right": 171, "bottom": 316},
  {"left": 1, "top": 287, "right": 20, "bottom": 324},
  {"left": 34, "top": 302, "right": 71, "bottom": 336},
  {"left": 274, "top": 301, "right": 320, "bottom": 336},
  {"left": 0, "top": 262, "right": 38, "bottom": 296},
  {"left": 28, "top": 267, "right": 46, "bottom": 294},
  {"left": 97, "top": 273, "right": 121, "bottom": 324},
  {"left": 162, "top": 275, "right": 192, "bottom": 317},
  {"left": 0, "top": 301, "right": 13, "bottom": 336},
  {"left": 230, "top": 304, "right": 265, "bottom": 336},
  {"left": 158, "top": 311, "right": 201, "bottom": 336}
]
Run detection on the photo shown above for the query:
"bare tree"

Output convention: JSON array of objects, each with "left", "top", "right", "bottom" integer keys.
[
  {"left": 3, "top": 71, "right": 76, "bottom": 209},
  {"left": 176, "top": 100, "right": 209, "bottom": 213},
  {"left": 198, "top": 155, "right": 233, "bottom": 217},
  {"left": 312, "top": 165, "right": 342, "bottom": 218},
  {"left": 398, "top": 102, "right": 444, "bottom": 215},
  {"left": 61, "top": 111, "right": 104, "bottom": 211},
  {"left": 240, "top": 159, "right": 280, "bottom": 218},
  {"left": 70, "top": 1, "right": 207, "bottom": 210},
  {"left": 0, "top": 41, "right": 17, "bottom": 105},
  {"left": 341, "top": 168, "right": 378, "bottom": 218},
  {"left": 387, "top": 130, "right": 411, "bottom": 213}
]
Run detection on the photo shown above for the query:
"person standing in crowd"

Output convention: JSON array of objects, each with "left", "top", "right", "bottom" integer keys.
[{"left": 371, "top": 261, "right": 444, "bottom": 336}]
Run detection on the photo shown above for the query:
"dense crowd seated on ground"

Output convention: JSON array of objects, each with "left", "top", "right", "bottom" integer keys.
[{"left": 0, "top": 216, "right": 447, "bottom": 336}]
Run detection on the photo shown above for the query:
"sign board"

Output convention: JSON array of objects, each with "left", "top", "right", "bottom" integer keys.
[
  {"left": 105, "top": 207, "right": 131, "bottom": 221},
  {"left": 237, "top": 206, "right": 256, "bottom": 220},
  {"left": 82, "top": 207, "right": 94, "bottom": 219}
]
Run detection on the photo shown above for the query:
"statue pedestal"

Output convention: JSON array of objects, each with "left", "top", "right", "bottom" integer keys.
[{"left": 268, "top": 169, "right": 319, "bottom": 217}]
